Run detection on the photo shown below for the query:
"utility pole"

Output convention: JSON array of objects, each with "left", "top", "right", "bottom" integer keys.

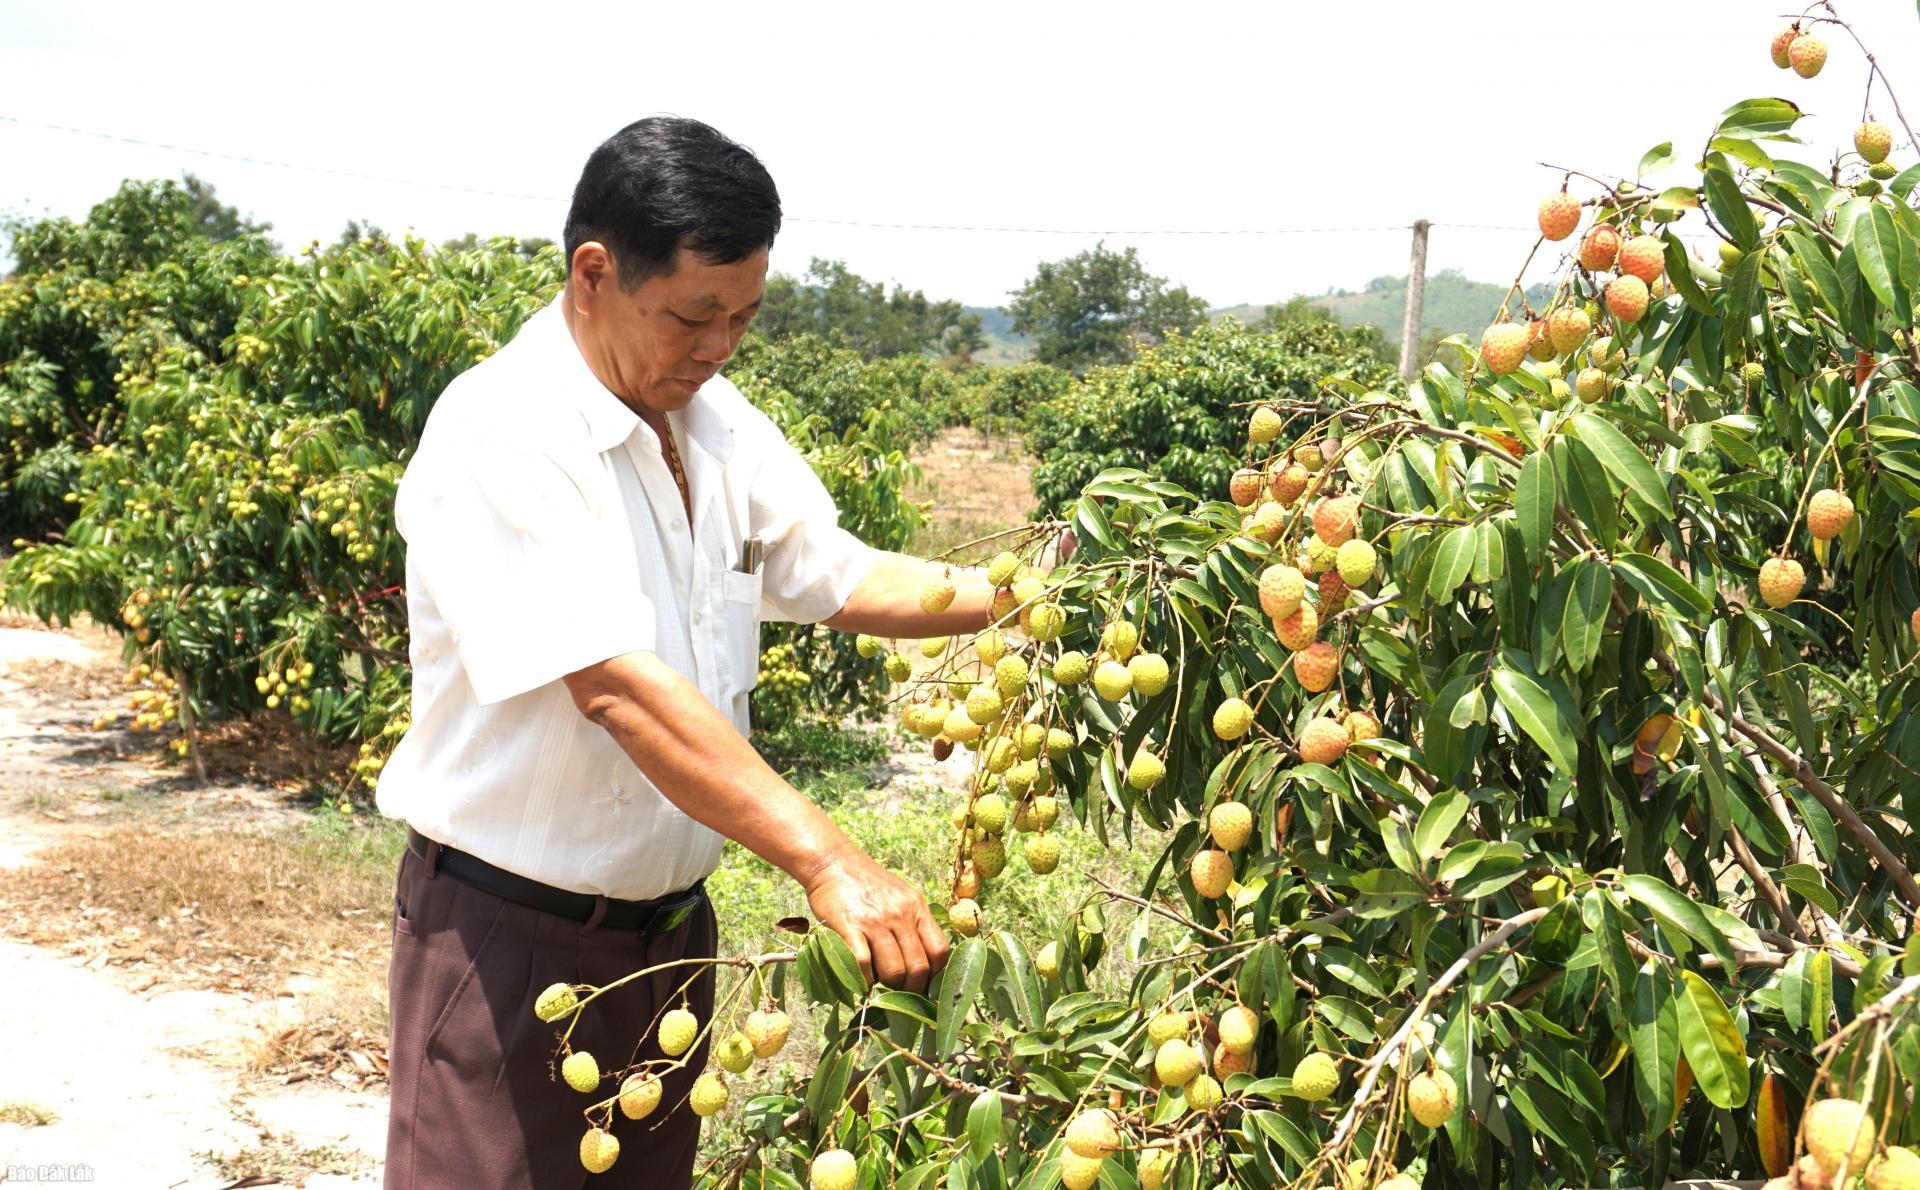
[{"left": 1399, "top": 220, "right": 1431, "bottom": 379}]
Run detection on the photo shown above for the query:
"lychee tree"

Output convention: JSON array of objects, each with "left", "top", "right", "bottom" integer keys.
[{"left": 532, "top": 12, "right": 1920, "bottom": 1188}]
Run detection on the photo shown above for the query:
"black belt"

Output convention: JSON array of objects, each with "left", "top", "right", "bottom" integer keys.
[{"left": 406, "top": 827, "right": 704, "bottom": 934}]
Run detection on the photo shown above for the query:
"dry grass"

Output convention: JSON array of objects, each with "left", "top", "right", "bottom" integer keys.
[
  {"left": 200, "top": 1117, "right": 374, "bottom": 1185},
  {"left": 0, "top": 1098, "right": 57, "bottom": 1126},
  {"left": 0, "top": 818, "right": 402, "bottom": 1082},
  {"left": 907, "top": 426, "right": 1037, "bottom": 560}
]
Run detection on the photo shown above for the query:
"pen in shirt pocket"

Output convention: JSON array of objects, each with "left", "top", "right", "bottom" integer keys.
[{"left": 739, "top": 534, "right": 764, "bottom": 574}]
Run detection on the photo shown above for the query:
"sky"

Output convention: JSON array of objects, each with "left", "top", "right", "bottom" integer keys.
[{"left": 2, "top": 1, "right": 1916, "bottom": 310}]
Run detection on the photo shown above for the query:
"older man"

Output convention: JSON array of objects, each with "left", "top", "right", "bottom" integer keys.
[{"left": 375, "top": 116, "right": 989, "bottom": 1188}]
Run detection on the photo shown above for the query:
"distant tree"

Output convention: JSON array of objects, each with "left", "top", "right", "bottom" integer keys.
[
  {"left": 337, "top": 219, "right": 388, "bottom": 247},
  {"left": 753, "top": 258, "right": 974, "bottom": 362},
  {"left": 1005, "top": 242, "right": 1207, "bottom": 374},
  {"left": 178, "top": 173, "right": 273, "bottom": 244},
  {"left": 441, "top": 232, "right": 556, "bottom": 260},
  {"left": 1255, "top": 296, "right": 1393, "bottom": 367}
]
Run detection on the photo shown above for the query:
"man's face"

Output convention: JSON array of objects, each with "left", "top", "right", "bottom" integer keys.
[{"left": 568, "top": 241, "right": 767, "bottom": 416}]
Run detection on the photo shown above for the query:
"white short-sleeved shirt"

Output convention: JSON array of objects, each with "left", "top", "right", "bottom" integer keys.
[{"left": 374, "top": 293, "right": 878, "bottom": 900}]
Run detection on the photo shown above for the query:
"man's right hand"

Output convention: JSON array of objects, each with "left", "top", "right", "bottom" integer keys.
[{"left": 801, "top": 841, "right": 952, "bottom": 995}]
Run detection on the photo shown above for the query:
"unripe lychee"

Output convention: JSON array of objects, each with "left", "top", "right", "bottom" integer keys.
[
  {"left": 580, "top": 1127, "right": 621, "bottom": 1174},
  {"left": 1273, "top": 601, "right": 1319, "bottom": 651},
  {"left": 1036, "top": 940, "right": 1061, "bottom": 979},
  {"left": 1606, "top": 275, "right": 1650, "bottom": 323},
  {"left": 948, "top": 898, "right": 982, "bottom": 936},
  {"left": 1576, "top": 367, "right": 1611, "bottom": 403},
  {"left": 1229, "top": 468, "right": 1264, "bottom": 507},
  {"left": 1046, "top": 728, "right": 1074, "bottom": 760},
  {"left": 659, "top": 1007, "right": 699, "bottom": 1057},
  {"left": 943, "top": 706, "right": 983, "bottom": 744},
  {"left": 1580, "top": 224, "right": 1622, "bottom": 272},
  {"left": 1538, "top": 192, "right": 1580, "bottom": 241},
  {"left": 619, "top": 1072, "right": 662, "bottom": 1119},
  {"left": 993, "top": 654, "right": 1029, "bottom": 698},
  {"left": 1026, "top": 601, "right": 1067, "bottom": 642},
  {"left": 1102, "top": 620, "right": 1140, "bottom": 661},
  {"left": 883, "top": 654, "right": 911, "bottom": 682},
  {"left": 1313, "top": 495, "right": 1361, "bottom": 547},
  {"left": 1758, "top": 557, "right": 1806, "bottom": 609},
  {"left": 1059, "top": 1153, "right": 1104, "bottom": 1190},
  {"left": 1258, "top": 563, "right": 1307, "bottom": 617},
  {"left": 1210, "top": 801, "right": 1254, "bottom": 851},
  {"left": 1480, "top": 323, "right": 1532, "bottom": 376},
  {"left": 854, "top": 633, "right": 882, "bottom": 659},
  {"left": 1271, "top": 462, "right": 1311, "bottom": 505},
  {"left": 966, "top": 684, "right": 1004, "bottom": 725},
  {"left": 1050, "top": 650, "right": 1090, "bottom": 686},
  {"left": 1298, "top": 718, "right": 1350, "bottom": 766},
  {"left": 920, "top": 577, "right": 956, "bottom": 615},
  {"left": 1407, "top": 1071, "right": 1458, "bottom": 1126},
  {"left": 1770, "top": 26, "right": 1797, "bottom": 68},
  {"left": 920, "top": 636, "right": 948, "bottom": 659},
  {"left": 1139, "top": 1149, "right": 1174, "bottom": 1190},
  {"left": 1789, "top": 33, "right": 1827, "bottom": 78},
  {"left": 1293, "top": 642, "right": 1339, "bottom": 692},
  {"left": 1186, "top": 1073, "right": 1223, "bottom": 1111},
  {"left": 972, "top": 835, "right": 1008, "bottom": 877},
  {"left": 986, "top": 551, "right": 1021, "bottom": 588},
  {"left": 1148, "top": 1011, "right": 1189, "bottom": 1044},
  {"left": 562, "top": 1050, "right": 601, "bottom": 1093},
  {"left": 1190, "top": 848, "right": 1233, "bottom": 898},
  {"left": 534, "top": 982, "right": 580, "bottom": 1022},
  {"left": 1155, "top": 1038, "right": 1203, "bottom": 1087},
  {"left": 1291, "top": 1052, "right": 1339, "bottom": 1101},
  {"left": 1127, "top": 749, "right": 1166, "bottom": 791},
  {"left": 1248, "top": 500, "right": 1287, "bottom": 543},
  {"left": 1805, "top": 1097, "right": 1875, "bottom": 1175},
  {"left": 1212, "top": 698, "right": 1255, "bottom": 741},
  {"left": 952, "top": 860, "right": 982, "bottom": 899},
  {"left": 1870, "top": 160, "right": 1898, "bottom": 180},
  {"left": 1219, "top": 1005, "right": 1258, "bottom": 1054},
  {"left": 1527, "top": 320, "right": 1556, "bottom": 362},
  {"left": 1336, "top": 539, "right": 1376, "bottom": 587},
  {"left": 972, "top": 792, "right": 1010, "bottom": 835},
  {"left": 716, "top": 1030, "right": 755, "bottom": 1074},
  {"left": 1344, "top": 709, "right": 1382, "bottom": 743},
  {"left": 1007, "top": 760, "right": 1040, "bottom": 797},
  {"left": 1093, "top": 660, "right": 1133, "bottom": 701},
  {"left": 1546, "top": 304, "right": 1591, "bottom": 353},
  {"left": 1065, "top": 1108, "right": 1120, "bottom": 1158},
  {"left": 810, "top": 1149, "right": 858, "bottom": 1190},
  {"left": 744, "top": 1008, "right": 790, "bottom": 1058},
  {"left": 1294, "top": 441, "right": 1325, "bottom": 472},
  {"left": 1856, "top": 121, "right": 1893, "bottom": 164},
  {"left": 1029, "top": 793, "right": 1061, "bottom": 829},
  {"left": 1807, "top": 488, "right": 1854, "bottom": 541},
  {"left": 1866, "top": 1145, "right": 1920, "bottom": 1190},
  {"left": 1026, "top": 833, "right": 1062, "bottom": 874},
  {"left": 1618, "top": 235, "right": 1666, "bottom": 283},
  {"left": 689, "top": 1072, "right": 729, "bottom": 1117},
  {"left": 1129, "top": 652, "right": 1171, "bottom": 697},
  {"left": 1249, "top": 405, "right": 1283, "bottom": 444}
]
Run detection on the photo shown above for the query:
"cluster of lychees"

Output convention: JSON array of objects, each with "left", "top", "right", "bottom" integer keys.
[
  {"left": 1767, "top": 1097, "right": 1917, "bottom": 1190},
  {"left": 534, "top": 981, "right": 793, "bottom": 1175},
  {"left": 302, "top": 476, "right": 379, "bottom": 563}
]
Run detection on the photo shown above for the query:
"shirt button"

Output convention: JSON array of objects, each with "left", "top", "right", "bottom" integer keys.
[
  {"left": 672, "top": 518, "right": 686, "bottom": 531},
  {"left": 692, "top": 610, "right": 704, "bottom": 626}
]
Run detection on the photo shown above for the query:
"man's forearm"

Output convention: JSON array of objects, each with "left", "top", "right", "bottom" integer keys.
[
  {"left": 822, "top": 551, "right": 995, "bottom": 638},
  {"left": 573, "top": 653, "right": 855, "bottom": 888}
]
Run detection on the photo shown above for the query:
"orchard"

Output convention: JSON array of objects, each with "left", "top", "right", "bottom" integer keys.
[{"left": 523, "top": 10, "right": 1920, "bottom": 1189}]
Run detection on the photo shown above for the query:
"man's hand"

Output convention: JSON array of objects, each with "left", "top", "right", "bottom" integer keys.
[{"left": 802, "top": 841, "right": 951, "bottom": 994}]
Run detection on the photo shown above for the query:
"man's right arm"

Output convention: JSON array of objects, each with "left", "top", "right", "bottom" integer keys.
[{"left": 562, "top": 653, "right": 950, "bottom": 994}]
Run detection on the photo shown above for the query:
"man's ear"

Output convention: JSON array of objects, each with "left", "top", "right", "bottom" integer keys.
[{"left": 569, "top": 241, "right": 615, "bottom": 303}]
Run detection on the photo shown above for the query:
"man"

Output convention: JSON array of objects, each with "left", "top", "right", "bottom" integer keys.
[{"left": 375, "top": 116, "right": 991, "bottom": 1188}]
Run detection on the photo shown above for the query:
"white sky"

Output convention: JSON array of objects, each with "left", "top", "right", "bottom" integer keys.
[{"left": 2, "top": 1, "right": 1915, "bottom": 310}]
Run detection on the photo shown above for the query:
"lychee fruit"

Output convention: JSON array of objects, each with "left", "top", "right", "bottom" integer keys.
[
  {"left": 854, "top": 633, "right": 882, "bottom": 659},
  {"left": 1546, "top": 305, "right": 1592, "bottom": 353},
  {"left": 1408, "top": 1071, "right": 1458, "bottom": 1127},
  {"left": 966, "top": 684, "right": 1004, "bottom": 725},
  {"left": 1036, "top": 941, "right": 1061, "bottom": 979},
  {"left": 1527, "top": 320, "right": 1556, "bottom": 362},
  {"left": 1298, "top": 718, "right": 1350, "bottom": 766},
  {"left": 942, "top": 705, "right": 983, "bottom": 744},
  {"left": 1271, "top": 462, "right": 1311, "bottom": 506},
  {"left": 1336, "top": 539, "right": 1376, "bottom": 587},
  {"left": 1139, "top": 1149, "right": 1174, "bottom": 1190},
  {"left": 1576, "top": 367, "right": 1611, "bottom": 403},
  {"left": 1046, "top": 728, "right": 1074, "bottom": 760},
  {"left": 1313, "top": 495, "right": 1361, "bottom": 547},
  {"left": 1273, "top": 602, "right": 1319, "bottom": 651},
  {"left": 971, "top": 835, "right": 1008, "bottom": 878},
  {"left": 1248, "top": 501, "right": 1287, "bottom": 543},
  {"left": 1758, "top": 557, "right": 1805, "bottom": 609},
  {"left": 619, "top": 1072, "right": 663, "bottom": 1119},
  {"left": 1318, "top": 570, "right": 1350, "bottom": 614},
  {"left": 1910, "top": 606, "right": 1920, "bottom": 644},
  {"left": 1214, "top": 1041, "right": 1252, "bottom": 1078},
  {"left": 994, "top": 654, "right": 1029, "bottom": 697},
  {"left": 1259, "top": 563, "right": 1307, "bottom": 617},
  {"left": 1209, "top": 801, "right": 1254, "bottom": 851},
  {"left": 1294, "top": 442, "right": 1325, "bottom": 472},
  {"left": 883, "top": 654, "right": 911, "bottom": 682},
  {"left": 1804, "top": 1097, "right": 1875, "bottom": 1175},
  {"left": 1029, "top": 793, "right": 1061, "bottom": 829},
  {"left": 1606, "top": 275, "right": 1650, "bottom": 323},
  {"left": 986, "top": 551, "right": 1021, "bottom": 588},
  {"left": 1026, "top": 601, "right": 1067, "bottom": 642},
  {"left": 689, "top": 1072, "right": 729, "bottom": 1117},
  {"left": 580, "top": 1127, "right": 621, "bottom": 1174},
  {"left": 810, "top": 1149, "right": 858, "bottom": 1190},
  {"left": 1807, "top": 488, "right": 1854, "bottom": 541},
  {"left": 1538, "top": 192, "right": 1581, "bottom": 241},
  {"left": 1129, "top": 652, "right": 1171, "bottom": 697},
  {"left": 973, "top": 792, "right": 1010, "bottom": 834},
  {"left": 1580, "top": 224, "right": 1622, "bottom": 272},
  {"left": 1092, "top": 660, "right": 1132, "bottom": 702},
  {"left": 716, "top": 1030, "right": 755, "bottom": 1074},
  {"left": 1343, "top": 709, "right": 1383, "bottom": 743},
  {"left": 1059, "top": 1153, "right": 1104, "bottom": 1190},
  {"left": 1249, "top": 405, "right": 1283, "bottom": 444},
  {"left": 1866, "top": 1145, "right": 1920, "bottom": 1190},
  {"left": 1618, "top": 235, "right": 1666, "bottom": 284},
  {"left": 948, "top": 898, "right": 982, "bottom": 936},
  {"left": 1291, "top": 1052, "right": 1340, "bottom": 1101},
  {"left": 1026, "top": 834, "right": 1062, "bottom": 874},
  {"left": 1186, "top": 1073, "right": 1224, "bottom": 1111},
  {"left": 1480, "top": 323, "right": 1532, "bottom": 376},
  {"left": 1856, "top": 121, "right": 1893, "bottom": 165},
  {"left": 1102, "top": 619, "right": 1140, "bottom": 661},
  {"left": 1127, "top": 749, "right": 1166, "bottom": 791},
  {"left": 1293, "top": 642, "right": 1339, "bottom": 692},
  {"left": 534, "top": 982, "right": 580, "bottom": 1022},
  {"left": 920, "top": 577, "right": 957, "bottom": 615},
  {"left": 744, "top": 1008, "right": 791, "bottom": 1058},
  {"left": 1789, "top": 33, "right": 1827, "bottom": 78},
  {"left": 562, "top": 1050, "right": 601, "bottom": 1093},
  {"left": 1219, "top": 1005, "right": 1258, "bottom": 1054},
  {"left": 1052, "top": 650, "right": 1091, "bottom": 686},
  {"left": 1148, "top": 1011, "right": 1189, "bottom": 1044},
  {"left": 1229, "top": 468, "right": 1264, "bottom": 507},
  {"left": 975, "top": 627, "right": 1007, "bottom": 665},
  {"left": 1770, "top": 26, "right": 1798, "bottom": 68},
  {"left": 1155, "top": 1038, "right": 1203, "bottom": 1087},
  {"left": 659, "top": 1007, "right": 700, "bottom": 1057},
  {"left": 1190, "top": 848, "right": 1233, "bottom": 898},
  {"left": 1212, "top": 698, "right": 1255, "bottom": 741},
  {"left": 1065, "top": 1108, "right": 1121, "bottom": 1158},
  {"left": 952, "top": 861, "right": 983, "bottom": 900}
]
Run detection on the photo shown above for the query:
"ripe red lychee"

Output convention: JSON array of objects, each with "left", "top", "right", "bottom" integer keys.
[
  {"left": 1480, "top": 323, "right": 1532, "bottom": 376},
  {"left": 1537, "top": 192, "right": 1580, "bottom": 241},
  {"left": 1757, "top": 557, "right": 1805, "bottom": 609},
  {"left": 1297, "top": 718, "right": 1350, "bottom": 766},
  {"left": 1579, "top": 224, "right": 1621, "bottom": 272},
  {"left": 1545, "top": 305, "right": 1591, "bottom": 353},
  {"left": 1618, "top": 235, "right": 1666, "bottom": 284},
  {"left": 1318, "top": 570, "right": 1349, "bottom": 614},
  {"left": 1270, "top": 462, "right": 1310, "bottom": 506},
  {"left": 1313, "top": 495, "right": 1361, "bottom": 547},
  {"left": 1229, "top": 468, "right": 1263, "bottom": 507},
  {"left": 1806, "top": 488, "right": 1854, "bottom": 541},
  {"left": 1258, "top": 564, "right": 1307, "bottom": 618},
  {"left": 1789, "top": 33, "right": 1827, "bottom": 78},
  {"left": 1769, "top": 26, "right": 1797, "bottom": 68},
  {"left": 1606, "top": 276, "right": 1650, "bottom": 323},
  {"left": 1856, "top": 121, "right": 1893, "bottom": 165},
  {"left": 1273, "top": 601, "right": 1319, "bottom": 651},
  {"left": 1292, "top": 641, "right": 1339, "bottom": 692}
]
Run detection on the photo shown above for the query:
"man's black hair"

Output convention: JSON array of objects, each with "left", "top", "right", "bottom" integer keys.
[{"left": 563, "top": 117, "right": 782, "bottom": 290}]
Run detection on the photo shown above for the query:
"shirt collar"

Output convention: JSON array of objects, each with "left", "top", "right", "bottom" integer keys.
[{"left": 536, "top": 293, "right": 736, "bottom": 463}]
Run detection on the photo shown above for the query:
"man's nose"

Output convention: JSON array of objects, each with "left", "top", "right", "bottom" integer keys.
[{"left": 691, "top": 323, "right": 733, "bottom": 362}]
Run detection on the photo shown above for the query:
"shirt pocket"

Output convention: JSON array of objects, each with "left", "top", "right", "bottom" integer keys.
[{"left": 720, "top": 568, "right": 764, "bottom": 713}]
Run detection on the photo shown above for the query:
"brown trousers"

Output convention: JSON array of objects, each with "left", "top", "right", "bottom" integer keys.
[{"left": 385, "top": 845, "right": 717, "bottom": 1189}]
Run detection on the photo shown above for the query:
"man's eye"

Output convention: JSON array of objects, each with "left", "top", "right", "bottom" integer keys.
[{"left": 676, "top": 313, "right": 709, "bottom": 327}]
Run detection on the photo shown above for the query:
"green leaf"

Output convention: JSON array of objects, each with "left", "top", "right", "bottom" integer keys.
[
  {"left": 1810, "top": 950, "right": 1834, "bottom": 1044},
  {"left": 1703, "top": 155, "right": 1759, "bottom": 248},
  {"left": 1614, "top": 552, "right": 1713, "bottom": 619},
  {"left": 805, "top": 927, "right": 869, "bottom": 1008},
  {"left": 1515, "top": 451, "right": 1556, "bottom": 567},
  {"left": 1490, "top": 665, "right": 1580, "bottom": 775},
  {"left": 1848, "top": 200, "right": 1907, "bottom": 313},
  {"left": 1630, "top": 964, "right": 1680, "bottom": 1141},
  {"left": 1414, "top": 791, "right": 1468, "bottom": 861},
  {"left": 965, "top": 1089, "right": 1002, "bottom": 1164},
  {"left": 1560, "top": 557, "right": 1612, "bottom": 673},
  {"left": 1619, "top": 875, "right": 1741, "bottom": 974},
  {"left": 1675, "top": 970, "right": 1750, "bottom": 1108},
  {"left": 1639, "top": 142, "right": 1676, "bottom": 177},
  {"left": 990, "top": 931, "right": 1045, "bottom": 1032},
  {"left": 935, "top": 938, "right": 989, "bottom": 1057},
  {"left": 1571, "top": 412, "right": 1673, "bottom": 517},
  {"left": 1428, "top": 524, "right": 1477, "bottom": 603},
  {"left": 1715, "top": 97, "right": 1803, "bottom": 139}
]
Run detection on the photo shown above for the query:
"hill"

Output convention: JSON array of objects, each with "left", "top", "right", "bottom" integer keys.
[
  {"left": 965, "top": 304, "right": 1035, "bottom": 365},
  {"left": 1214, "top": 270, "right": 1553, "bottom": 346}
]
